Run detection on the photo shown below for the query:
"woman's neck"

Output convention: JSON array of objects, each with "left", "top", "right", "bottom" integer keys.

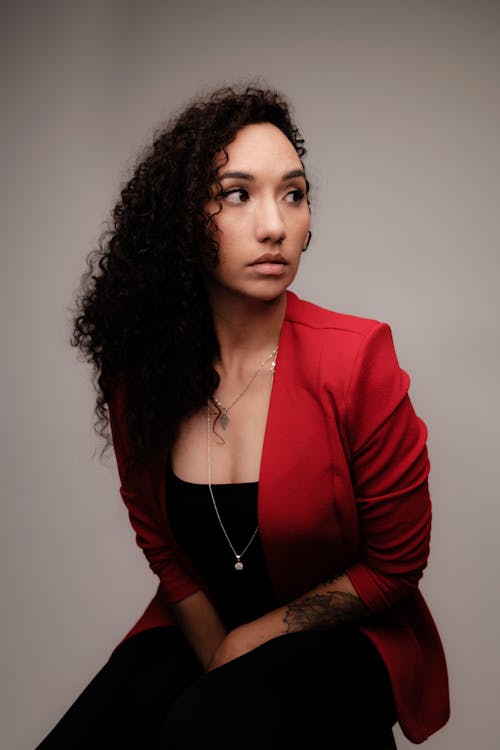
[{"left": 209, "top": 291, "right": 287, "bottom": 373}]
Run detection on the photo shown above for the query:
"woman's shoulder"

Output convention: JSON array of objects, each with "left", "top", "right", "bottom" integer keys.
[{"left": 284, "top": 290, "right": 384, "bottom": 339}]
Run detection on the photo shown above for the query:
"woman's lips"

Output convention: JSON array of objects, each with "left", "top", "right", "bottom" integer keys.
[
  {"left": 249, "top": 252, "right": 288, "bottom": 275},
  {"left": 249, "top": 261, "right": 287, "bottom": 275}
]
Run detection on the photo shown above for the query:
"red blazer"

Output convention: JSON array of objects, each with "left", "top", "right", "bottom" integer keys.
[{"left": 107, "top": 290, "right": 450, "bottom": 744}]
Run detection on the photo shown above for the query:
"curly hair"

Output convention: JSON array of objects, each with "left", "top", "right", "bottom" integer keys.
[{"left": 70, "top": 83, "right": 309, "bottom": 469}]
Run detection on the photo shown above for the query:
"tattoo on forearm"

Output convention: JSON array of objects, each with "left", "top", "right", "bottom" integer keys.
[{"left": 283, "top": 584, "right": 369, "bottom": 632}]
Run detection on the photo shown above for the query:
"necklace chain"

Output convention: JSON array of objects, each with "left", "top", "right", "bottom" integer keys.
[
  {"left": 207, "top": 343, "right": 278, "bottom": 571},
  {"left": 207, "top": 403, "right": 259, "bottom": 571},
  {"left": 212, "top": 345, "right": 278, "bottom": 430}
]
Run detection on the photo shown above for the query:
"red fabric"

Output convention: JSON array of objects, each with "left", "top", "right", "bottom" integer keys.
[{"left": 107, "top": 290, "right": 450, "bottom": 744}]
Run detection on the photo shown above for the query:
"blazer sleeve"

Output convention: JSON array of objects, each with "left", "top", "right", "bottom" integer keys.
[
  {"left": 106, "top": 378, "right": 200, "bottom": 604},
  {"left": 342, "top": 322, "right": 432, "bottom": 613}
]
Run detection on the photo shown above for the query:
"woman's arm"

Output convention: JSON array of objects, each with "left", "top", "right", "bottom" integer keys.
[
  {"left": 107, "top": 380, "right": 227, "bottom": 669},
  {"left": 107, "top": 378, "right": 204, "bottom": 605},
  {"left": 207, "top": 571, "right": 368, "bottom": 670},
  {"left": 170, "top": 590, "right": 228, "bottom": 671}
]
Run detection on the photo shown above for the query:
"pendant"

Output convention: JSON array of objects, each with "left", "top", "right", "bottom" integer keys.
[
  {"left": 220, "top": 410, "right": 229, "bottom": 430},
  {"left": 234, "top": 559, "right": 244, "bottom": 571}
]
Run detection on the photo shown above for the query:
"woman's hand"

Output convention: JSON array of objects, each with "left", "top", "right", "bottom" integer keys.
[{"left": 205, "top": 623, "right": 271, "bottom": 672}]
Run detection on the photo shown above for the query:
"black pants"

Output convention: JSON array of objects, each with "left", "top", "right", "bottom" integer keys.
[{"left": 35, "top": 624, "right": 397, "bottom": 749}]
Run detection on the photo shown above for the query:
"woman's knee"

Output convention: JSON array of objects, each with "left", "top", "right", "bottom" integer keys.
[{"left": 161, "top": 664, "right": 271, "bottom": 747}]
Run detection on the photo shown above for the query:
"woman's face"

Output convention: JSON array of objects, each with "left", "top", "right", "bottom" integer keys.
[{"left": 203, "top": 122, "right": 311, "bottom": 304}]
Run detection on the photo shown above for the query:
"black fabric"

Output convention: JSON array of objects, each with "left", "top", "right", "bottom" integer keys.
[{"left": 35, "top": 625, "right": 397, "bottom": 749}]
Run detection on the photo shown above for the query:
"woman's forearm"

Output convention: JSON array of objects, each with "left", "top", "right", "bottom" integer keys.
[
  {"left": 207, "top": 571, "right": 370, "bottom": 670},
  {"left": 170, "top": 590, "right": 227, "bottom": 670},
  {"left": 283, "top": 571, "right": 370, "bottom": 631}
]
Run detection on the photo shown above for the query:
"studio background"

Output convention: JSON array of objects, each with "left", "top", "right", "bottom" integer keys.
[{"left": 1, "top": 1, "right": 499, "bottom": 748}]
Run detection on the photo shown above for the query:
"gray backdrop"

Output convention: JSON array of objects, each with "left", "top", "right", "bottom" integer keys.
[{"left": 1, "top": 1, "right": 499, "bottom": 748}]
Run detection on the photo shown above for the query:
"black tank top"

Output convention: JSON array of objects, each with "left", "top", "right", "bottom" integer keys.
[{"left": 165, "top": 460, "right": 278, "bottom": 630}]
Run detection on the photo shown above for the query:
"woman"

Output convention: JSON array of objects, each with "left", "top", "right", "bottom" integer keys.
[{"left": 38, "top": 84, "right": 449, "bottom": 748}]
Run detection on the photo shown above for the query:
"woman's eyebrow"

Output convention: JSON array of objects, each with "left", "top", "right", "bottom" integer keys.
[
  {"left": 219, "top": 168, "right": 306, "bottom": 181},
  {"left": 219, "top": 171, "right": 254, "bottom": 181},
  {"left": 282, "top": 168, "right": 306, "bottom": 180}
]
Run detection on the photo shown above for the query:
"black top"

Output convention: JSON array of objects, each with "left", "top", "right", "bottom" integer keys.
[{"left": 165, "top": 460, "right": 279, "bottom": 631}]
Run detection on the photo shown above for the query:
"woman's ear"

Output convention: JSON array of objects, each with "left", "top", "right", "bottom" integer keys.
[{"left": 302, "top": 230, "right": 312, "bottom": 253}]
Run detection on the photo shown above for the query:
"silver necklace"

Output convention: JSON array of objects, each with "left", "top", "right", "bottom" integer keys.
[
  {"left": 207, "top": 403, "right": 259, "bottom": 571},
  {"left": 212, "top": 345, "right": 278, "bottom": 430}
]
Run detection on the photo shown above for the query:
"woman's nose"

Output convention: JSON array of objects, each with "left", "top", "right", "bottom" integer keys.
[{"left": 255, "top": 199, "right": 286, "bottom": 243}]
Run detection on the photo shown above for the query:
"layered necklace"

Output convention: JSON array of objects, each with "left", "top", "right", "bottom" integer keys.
[{"left": 207, "top": 344, "right": 278, "bottom": 571}]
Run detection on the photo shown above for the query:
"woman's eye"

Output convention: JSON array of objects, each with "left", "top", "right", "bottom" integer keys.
[
  {"left": 285, "top": 189, "right": 305, "bottom": 204},
  {"left": 220, "top": 188, "right": 249, "bottom": 204}
]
